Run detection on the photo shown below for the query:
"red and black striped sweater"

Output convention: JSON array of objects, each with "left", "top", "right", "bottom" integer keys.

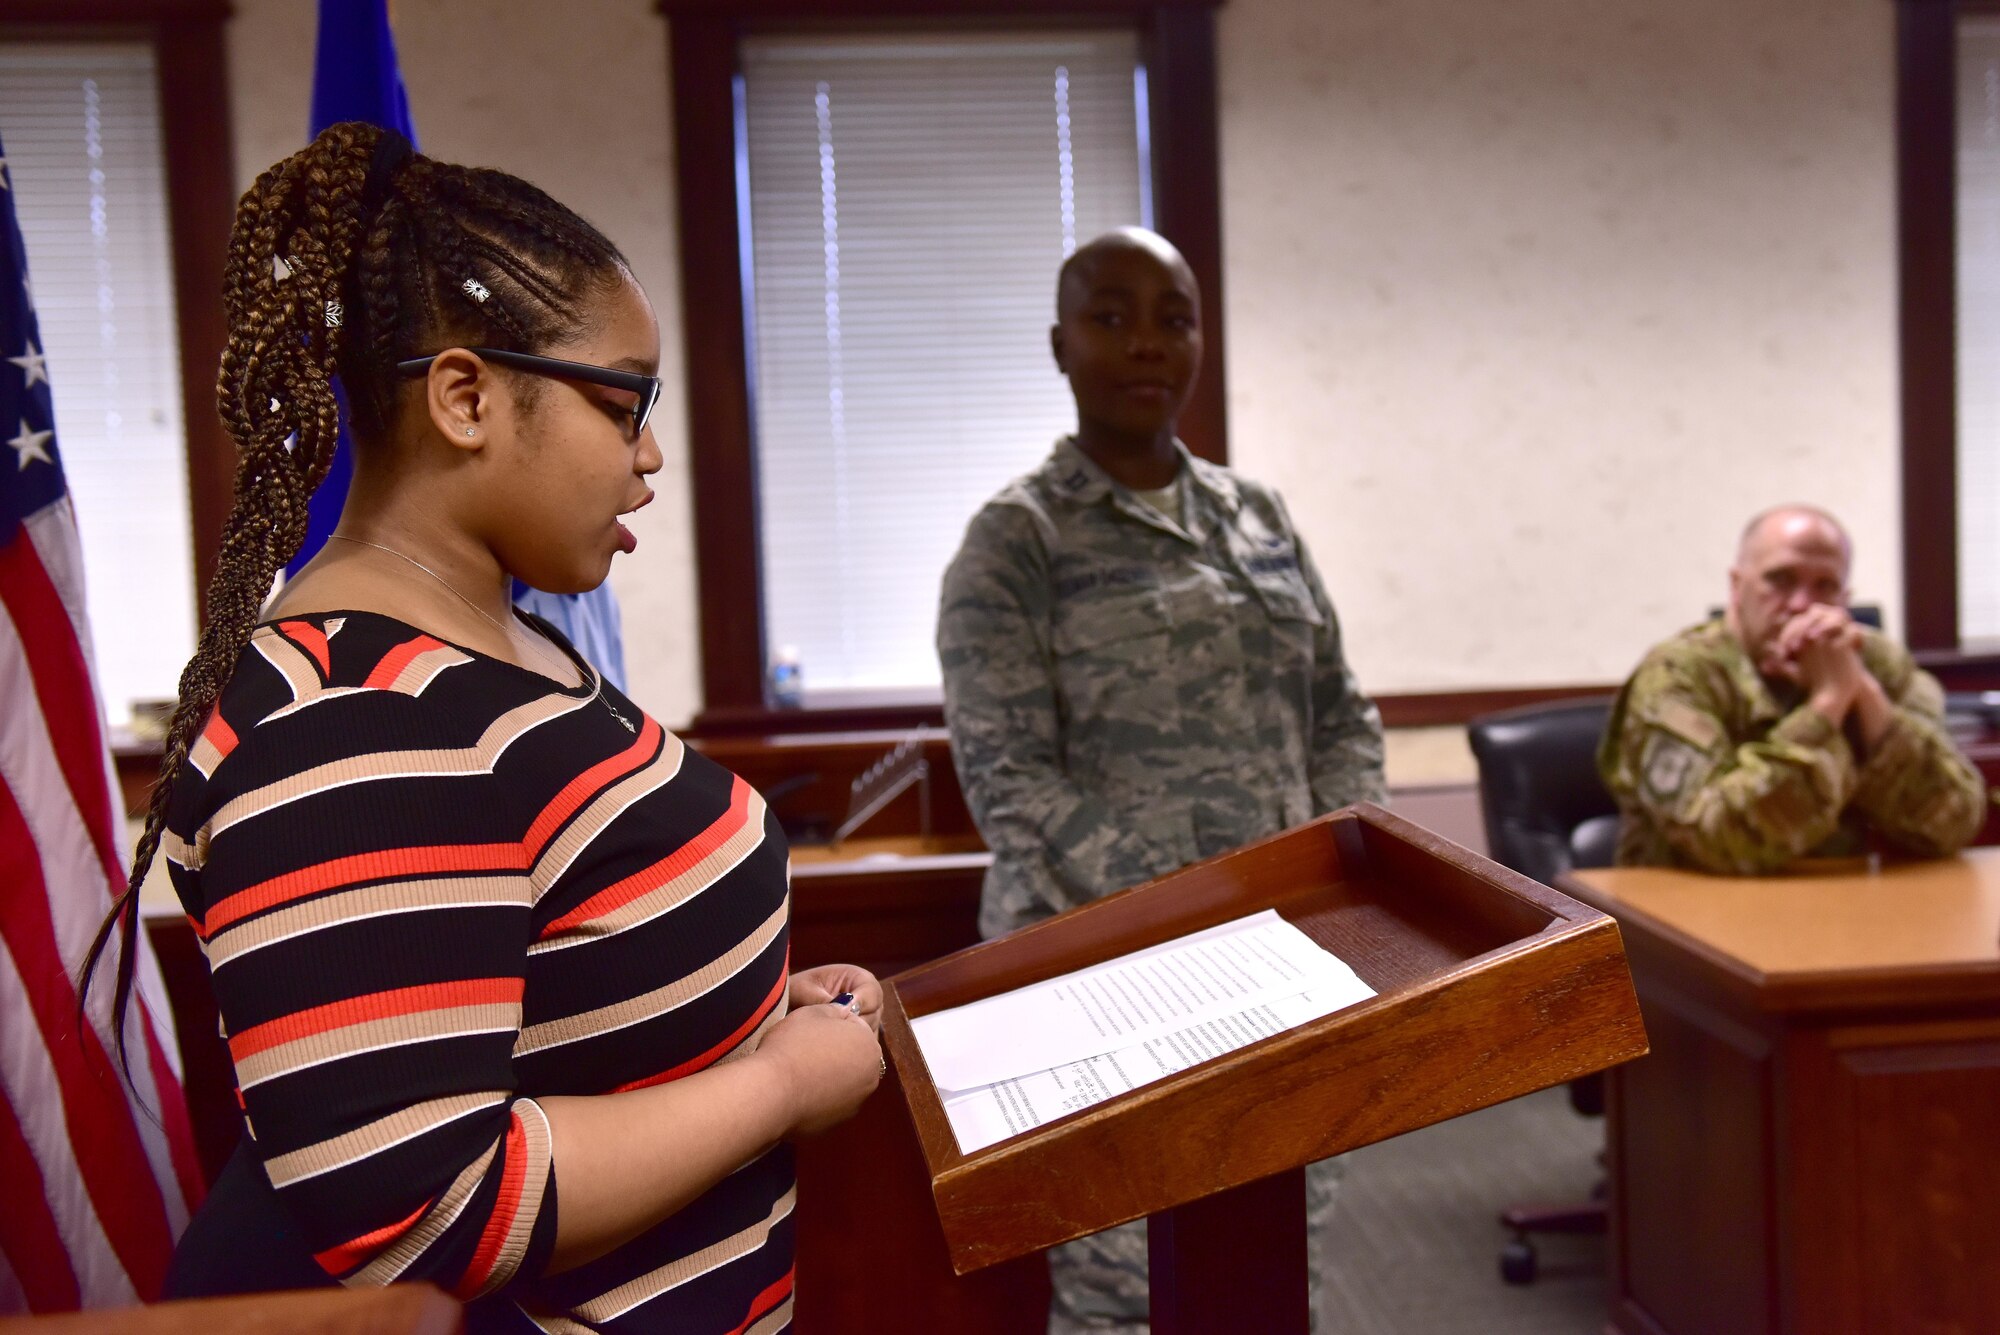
[{"left": 165, "top": 611, "right": 795, "bottom": 1334}]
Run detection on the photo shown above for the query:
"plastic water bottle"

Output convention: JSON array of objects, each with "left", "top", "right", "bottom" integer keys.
[{"left": 770, "top": 645, "right": 804, "bottom": 709}]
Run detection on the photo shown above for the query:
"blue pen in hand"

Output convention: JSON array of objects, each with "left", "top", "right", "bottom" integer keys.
[{"left": 831, "top": 991, "right": 856, "bottom": 1011}]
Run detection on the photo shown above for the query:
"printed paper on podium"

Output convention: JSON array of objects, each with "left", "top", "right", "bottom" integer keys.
[{"left": 909, "top": 910, "right": 1377, "bottom": 1153}]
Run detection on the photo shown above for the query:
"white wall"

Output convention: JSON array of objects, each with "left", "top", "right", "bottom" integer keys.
[
  {"left": 1218, "top": 0, "right": 1900, "bottom": 693},
  {"left": 220, "top": 0, "right": 1902, "bottom": 728}
]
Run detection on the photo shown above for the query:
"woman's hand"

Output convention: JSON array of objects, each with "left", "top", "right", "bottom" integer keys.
[
  {"left": 789, "top": 963, "right": 884, "bottom": 1033},
  {"left": 755, "top": 1001, "right": 882, "bottom": 1135}
]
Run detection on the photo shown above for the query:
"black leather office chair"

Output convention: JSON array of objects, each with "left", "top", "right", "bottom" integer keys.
[
  {"left": 1466, "top": 697, "right": 1620, "bottom": 1284},
  {"left": 1469, "top": 698, "right": 1620, "bottom": 887}
]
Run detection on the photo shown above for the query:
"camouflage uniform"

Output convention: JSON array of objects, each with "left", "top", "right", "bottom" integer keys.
[
  {"left": 1599, "top": 618, "right": 1988, "bottom": 874},
  {"left": 938, "top": 437, "right": 1385, "bottom": 1334}
]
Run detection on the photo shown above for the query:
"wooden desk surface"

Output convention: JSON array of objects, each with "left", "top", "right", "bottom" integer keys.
[{"left": 1564, "top": 851, "right": 2000, "bottom": 1013}]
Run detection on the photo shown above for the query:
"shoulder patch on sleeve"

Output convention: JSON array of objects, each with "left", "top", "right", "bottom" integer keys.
[
  {"left": 1640, "top": 730, "right": 1710, "bottom": 806},
  {"left": 1645, "top": 696, "right": 1723, "bottom": 751}
]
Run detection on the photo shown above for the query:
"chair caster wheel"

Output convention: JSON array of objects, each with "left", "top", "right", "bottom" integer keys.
[{"left": 1500, "top": 1237, "right": 1538, "bottom": 1285}]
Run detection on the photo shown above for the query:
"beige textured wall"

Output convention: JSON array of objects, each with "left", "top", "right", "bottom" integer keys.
[
  {"left": 1218, "top": 0, "right": 1900, "bottom": 694},
  {"left": 226, "top": 0, "right": 701, "bottom": 726},
  {"left": 220, "top": 0, "right": 1901, "bottom": 737}
]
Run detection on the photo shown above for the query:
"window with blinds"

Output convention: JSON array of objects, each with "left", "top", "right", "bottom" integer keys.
[
  {"left": 740, "top": 30, "right": 1148, "bottom": 693},
  {"left": 0, "top": 42, "right": 193, "bottom": 724},
  {"left": 1960, "top": 19, "right": 2000, "bottom": 643}
]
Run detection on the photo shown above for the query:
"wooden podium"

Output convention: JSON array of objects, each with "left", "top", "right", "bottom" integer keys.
[{"left": 880, "top": 803, "right": 1648, "bottom": 1332}]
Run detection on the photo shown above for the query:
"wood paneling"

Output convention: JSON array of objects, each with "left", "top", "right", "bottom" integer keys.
[
  {"left": 791, "top": 1057, "right": 1049, "bottom": 1334},
  {"left": 685, "top": 700, "right": 942, "bottom": 738},
  {"left": 790, "top": 846, "right": 989, "bottom": 979},
  {"left": 1611, "top": 981, "right": 1773, "bottom": 1335},
  {"left": 691, "top": 728, "right": 972, "bottom": 841},
  {"left": 1911, "top": 646, "right": 2000, "bottom": 690},
  {"left": 1844, "top": 1030, "right": 2000, "bottom": 1330},
  {"left": 1789, "top": 1019, "right": 2000, "bottom": 1333},
  {"left": 1147, "top": 1169, "right": 1309, "bottom": 1335},
  {"left": 1377, "top": 685, "right": 1614, "bottom": 729},
  {"left": 680, "top": 682, "right": 1625, "bottom": 741}
]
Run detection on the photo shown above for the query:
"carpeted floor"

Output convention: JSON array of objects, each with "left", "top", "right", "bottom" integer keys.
[{"left": 1317, "top": 1085, "right": 1608, "bottom": 1335}]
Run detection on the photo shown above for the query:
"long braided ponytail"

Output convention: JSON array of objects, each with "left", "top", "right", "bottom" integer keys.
[{"left": 80, "top": 122, "right": 628, "bottom": 1080}]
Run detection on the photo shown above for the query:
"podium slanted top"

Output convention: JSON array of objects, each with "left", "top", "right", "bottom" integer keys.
[{"left": 879, "top": 802, "right": 1649, "bottom": 1274}]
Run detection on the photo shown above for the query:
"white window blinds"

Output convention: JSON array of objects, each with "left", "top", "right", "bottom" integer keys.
[
  {"left": 1960, "top": 18, "right": 2000, "bottom": 643},
  {"left": 0, "top": 42, "right": 193, "bottom": 723},
  {"left": 740, "top": 29, "right": 1147, "bottom": 693}
]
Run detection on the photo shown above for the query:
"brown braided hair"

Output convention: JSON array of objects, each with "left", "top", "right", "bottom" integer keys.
[{"left": 79, "top": 122, "right": 628, "bottom": 1078}]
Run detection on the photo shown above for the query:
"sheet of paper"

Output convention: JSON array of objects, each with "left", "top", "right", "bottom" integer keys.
[
  {"left": 910, "top": 909, "right": 1368, "bottom": 1093},
  {"left": 938, "top": 982, "right": 1372, "bottom": 1154}
]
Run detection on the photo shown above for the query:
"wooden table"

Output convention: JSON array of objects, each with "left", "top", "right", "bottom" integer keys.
[{"left": 1561, "top": 855, "right": 2000, "bottom": 1335}]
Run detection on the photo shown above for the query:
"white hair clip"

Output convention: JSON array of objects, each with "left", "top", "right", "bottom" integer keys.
[
  {"left": 272, "top": 254, "right": 294, "bottom": 282},
  {"left": 324, "top": 300, "right": 343, "bottom": 329},
  {"left": 462, "top": 278, "right": 491, "bottom": 304}
]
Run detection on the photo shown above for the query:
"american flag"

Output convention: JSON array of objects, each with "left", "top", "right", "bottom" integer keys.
[{"left": 0, "top": 133, "right": 202, "bottom": 1310}]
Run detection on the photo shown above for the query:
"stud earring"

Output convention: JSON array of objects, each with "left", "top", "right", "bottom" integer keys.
[{"left": 464, "top": 427, "right": 475, "bottom": 437}]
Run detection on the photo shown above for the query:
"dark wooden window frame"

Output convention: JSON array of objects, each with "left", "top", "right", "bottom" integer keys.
[
  {"left": 663, "top": 0, "right": 1227, "bottom": 734},
  {"left": 3, "top": 0, "right": 238, "bottom": 619},
  {"left": 1898, "top": 0, "right": 2000, "bottom": 689}
]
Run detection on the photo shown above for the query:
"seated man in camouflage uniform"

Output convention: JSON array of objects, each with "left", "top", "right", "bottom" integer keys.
[
  {"left": 1600, "top": 504, "right": 1986, "bottom": 873},
  {"left": 938, "top": 228, "right": 1383, "bottom": 1333}
]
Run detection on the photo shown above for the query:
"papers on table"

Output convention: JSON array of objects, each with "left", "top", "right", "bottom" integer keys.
[{"left": 909, "top": 910, "right": 1376, "bottom": 1154}]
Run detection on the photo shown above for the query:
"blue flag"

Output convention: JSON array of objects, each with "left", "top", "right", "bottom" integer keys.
[
  {"left": 308, "top": 0, "right": 415, "bottom": 142},
  {"left": 289, "top": 0, "right": 415, "bottom": 582},
  {"left": 294, "top": 0, "right": 628, "bottom": 689}
]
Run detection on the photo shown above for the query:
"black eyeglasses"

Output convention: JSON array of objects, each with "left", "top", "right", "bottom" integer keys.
[{"left": 396, "top": 348, "right": 663, "bottom": 440}]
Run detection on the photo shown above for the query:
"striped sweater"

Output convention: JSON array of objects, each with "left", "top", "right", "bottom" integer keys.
[{"left": 164, "top": 611, "right": 796, "bottom": 1333}]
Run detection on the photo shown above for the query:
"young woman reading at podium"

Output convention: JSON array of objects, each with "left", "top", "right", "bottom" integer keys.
[
  {"left": 937, "top": 228, "right": 1386, "bottom": 1333},
  {"left": 82, "top": 124, "right": 881, "bottom": 1334}
]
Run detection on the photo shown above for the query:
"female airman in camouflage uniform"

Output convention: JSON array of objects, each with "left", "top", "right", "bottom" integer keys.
[{"left": 938, "top": 229, "right": 1384, "bottom": 1334}]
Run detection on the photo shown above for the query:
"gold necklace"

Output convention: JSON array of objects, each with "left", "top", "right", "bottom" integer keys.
[{"left": 324, "top": 533, "right": 637, "bottom": 732}]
